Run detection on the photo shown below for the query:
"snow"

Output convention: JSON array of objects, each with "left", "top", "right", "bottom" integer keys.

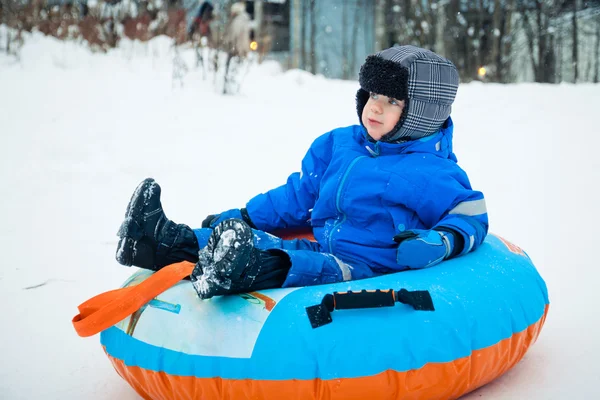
[
  {"left": 1, "top": 31, "right": 599, "bottom": 399},
  {"left": 191, "top": 245, "right": 233, "bottom": 299},
  {"left": 192, "top": 219, "right": 251, "bottom": 299},
  {"left": 214, "top": 229, "right": 238, "bottom": 264}
]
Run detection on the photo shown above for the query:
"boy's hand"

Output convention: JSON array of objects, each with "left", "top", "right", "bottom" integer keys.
[
  {"left": 393, "top": 229, "right": 455, "bottom": 269},
  {"left": 201, "top": 208, "right": 255, "bottom": 229}
]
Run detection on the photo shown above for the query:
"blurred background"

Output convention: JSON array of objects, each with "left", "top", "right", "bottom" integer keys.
[{"left": 1, "top": 0, "right": 599, "bottom": 84}]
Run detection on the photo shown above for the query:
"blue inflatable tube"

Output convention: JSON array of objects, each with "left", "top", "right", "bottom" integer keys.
[{"left": 100, "top": 234, "right": 549, "bottom": 399}]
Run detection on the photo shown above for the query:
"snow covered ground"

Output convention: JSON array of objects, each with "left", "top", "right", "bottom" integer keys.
[{"left": 1, "top": 32, "right": 599, "bottom": 399}]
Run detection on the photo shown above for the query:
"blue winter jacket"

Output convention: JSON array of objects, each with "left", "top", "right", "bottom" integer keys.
[{"left": 245, "top": 118, "right": 488, "bottom": 274}]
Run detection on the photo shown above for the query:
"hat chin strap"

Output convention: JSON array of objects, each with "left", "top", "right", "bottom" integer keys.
[
  {"left": 379, "top": 126, "right": 405, "bottom": 143},
  {"left": 365, "top": 124, "right": 409, "bottom": 144}
]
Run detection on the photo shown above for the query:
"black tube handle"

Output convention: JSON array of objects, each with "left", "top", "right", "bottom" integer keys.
[{"left": 306, "top": 289, "right": 434, "bottom": 329}]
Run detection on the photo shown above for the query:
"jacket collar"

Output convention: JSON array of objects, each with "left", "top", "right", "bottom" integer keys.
[{"left": 359, "top": 117, "right": 457, "bottom": 162}]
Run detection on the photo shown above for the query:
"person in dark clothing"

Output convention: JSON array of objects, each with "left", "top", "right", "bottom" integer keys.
[
  {"left": 188, "top": 1, "right": 214, "bottom": 42},
  {"left": 116, "top": 45, "right": 489, "bottom": 301}
]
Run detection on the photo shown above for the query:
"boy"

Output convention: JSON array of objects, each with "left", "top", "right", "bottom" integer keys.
[{"left": 116, "top": 45, "right": 488, "bottom": 299}]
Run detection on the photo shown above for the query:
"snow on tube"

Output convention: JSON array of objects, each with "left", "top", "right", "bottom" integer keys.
[{"left": 100, "top": 234, "right": 549, "bottom": 400}]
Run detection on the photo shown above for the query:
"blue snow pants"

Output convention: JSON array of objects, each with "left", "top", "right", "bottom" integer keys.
[{"left": 193, "top": 227, "right": 376, "bottom": 287}]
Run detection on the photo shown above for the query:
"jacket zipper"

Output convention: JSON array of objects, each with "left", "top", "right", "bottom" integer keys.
[{"left": 328, "top": 156, "right": 367, "bottom": 253}]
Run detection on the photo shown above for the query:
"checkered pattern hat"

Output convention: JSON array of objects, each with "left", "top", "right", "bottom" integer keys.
[{"left": 357, "top": 45, "right": 459, "bottom": 142}]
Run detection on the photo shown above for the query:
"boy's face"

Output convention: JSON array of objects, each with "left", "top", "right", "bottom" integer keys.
[{"left": 361, "top": 92, "right": 405, "bottom": 141}]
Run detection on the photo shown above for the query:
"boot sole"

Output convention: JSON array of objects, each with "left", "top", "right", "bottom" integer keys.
[
  {"left": 210, "top": 219, "right": 253, "bottom": 281},
  {"left": 118, "top": 178, "right": 159, "bottom": 236},
  {"left": 116, "top": 237, "right": 135, "bottom": 266},
  {"left": 191, "top": 218, "right": 253, "bottom": 299},
  {"left": 115, "top": 178, "right": 159, "bottom": 266}
]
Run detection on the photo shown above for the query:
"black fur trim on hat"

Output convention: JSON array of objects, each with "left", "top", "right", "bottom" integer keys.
[
  {"left": 359, "top": 55, "right": 409, "bottom": 101},
  {"left": 355, "top": 88, "right": 370, "bottom": 132}
]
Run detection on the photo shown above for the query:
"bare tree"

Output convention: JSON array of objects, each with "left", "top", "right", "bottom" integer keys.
[
  {"left": 412, "top": 0, "right": 439, "bottom": 50},
  {"left": 595, "top": 21, "right": 600, "bottom": 83},
  {"left": 291, "top": 0, "right": 301, "bottom": 68},
  {"left": 374, "top": 0, "right": 387, "bottom": 51},
  {"left": 301, "top": 0, "right": 307, "bottom": 69},
  {"left": 1, "top": 0, "right": 14, "bottom": 53},
  {"left": 1, "top": 0, "right": 25, "bottom": 56},
  {"left": 341, "top": 0, "right": 349, "bottom": 79},
  {"left": 338, "top": 0, "right": 364, "bottom": 79},
  {"left": 349, "top": 0, "right": 364, "bottom": 76},
  {"left": 309, "top": 0, "right": 316, "bottom": 74},
  {"left": 519, "top": 0, "right": 559, "bottom": 83},
  {"left": 572, "top": 0, "right": 580, "bottom": 82},
  {"left": 500, "top": 0, "right": 516, "bottom": 82}
]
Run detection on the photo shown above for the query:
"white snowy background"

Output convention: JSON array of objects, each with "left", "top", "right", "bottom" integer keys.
[{"left": 1, "top": 32, "right": 599, "bottom": 399}]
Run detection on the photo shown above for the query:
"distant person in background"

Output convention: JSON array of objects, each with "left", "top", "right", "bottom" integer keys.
[
  {"left": 220, "top": 2, "right": 252, "bottom": 93},
  {"left": 188, "top": 1, "right": 214, "bottom": 45},
  {"left": 188, "top": 1, "right": 215, "bottom": 77},
  {"left": 223, "top": 1, "right": 251, "bottom": 58},
  {"left": 115, "top": 45, "right": 489, "bottom": 301}
]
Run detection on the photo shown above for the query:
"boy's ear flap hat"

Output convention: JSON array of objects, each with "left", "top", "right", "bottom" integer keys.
[{"left": 356, "top": 45, "right": 460, "bottom": 142}]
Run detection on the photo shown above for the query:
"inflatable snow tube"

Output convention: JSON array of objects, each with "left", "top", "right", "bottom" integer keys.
[{"left": 100, "top": 234, "right": 549, "bottom": 400}]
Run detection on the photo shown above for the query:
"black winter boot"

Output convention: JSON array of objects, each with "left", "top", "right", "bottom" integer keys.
[
  {"left": 190, "top": 219, "right": 291, "bottom": 299},
  {"left": 116, "top": 178, "right": 199, "bottom": 271}
]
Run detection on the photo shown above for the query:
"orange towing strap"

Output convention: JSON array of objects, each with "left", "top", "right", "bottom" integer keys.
[{"left": 72, "top": 261, "right": 195, "bottom": 337}]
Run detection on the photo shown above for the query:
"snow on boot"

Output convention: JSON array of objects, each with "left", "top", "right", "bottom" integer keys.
[
  {"left": 116, "top": 178, "right": 199, "bottom": 271},
  {"left": 191, "top": 218, "right": 255, "bottom": 299},
  {"left": 190, "top": 219, "right": 291, "bottom": 299}
]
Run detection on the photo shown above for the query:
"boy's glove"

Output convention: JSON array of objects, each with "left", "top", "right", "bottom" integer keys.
[
  {"left": 393, "top": 229, "right": 455, "bottom": 269},
  {"left": 201, "top": 208, "right": 255, "bottom": 229}
]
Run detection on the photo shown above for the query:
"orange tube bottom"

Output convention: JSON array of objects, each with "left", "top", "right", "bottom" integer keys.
[{"left": 106, "top": 305, "right": 548, "bottom": 400}]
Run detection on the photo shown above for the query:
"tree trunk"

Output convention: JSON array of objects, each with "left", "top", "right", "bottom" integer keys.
[
  {"left": 301, "top": 0, "right": 307, "bottom": 69},
  {"left": 349, "top": 0, "right": 362, "bottom": 77},
  {"left": 557, "top": 28, "right": 563, "bottom": 82},
  {"left": 291, "top": 0, "right": 302, "bottom": 68},
  {"left": 309, "top": 0, "right": 316, "bottom": 74},
  {"left": 545, "top": 33, "right": 556, "bottom": 83},
  {"left": 594, "top": 23, "right": 600, "bottom": 83},
  {"left": 595, "top": 22, "right": 600, "bottom": 83},
  {"left": 522, "top": 11, "right": 539, "bottom": 82},
  {"left": 572, "top": 0, "right": 579, "bottom": 83},
  {"left": 501, "top": 0, "right": 515, "bottom": 82},
  {"left": 341, "top": 0, "right": 349, "bottom": 79},
  {"left": 491, "top": 0, "right": 502, "bottom": 81},
  {"left": 0, "top": 0, "right": 6, "bottom": 26},
  {"left": 434, "top": 0, "right": 446, "bottom": 55},
  {"left": 475, "top": 0, "right": 484, "bottom": 70},
  {"left": 445, "top": 0, "right": 461, "bottom": 77},
  {"left": 2, "top": 0, "right": 10, "bottom": 53},
  {"left": 428, "top": 1, "right": 437, "bottom": 50},
  {"left": 535, "top": 1, "right": 544, "bottom": 82},
  {"left": 374, "top": 0, "right": 386, "bottom": 51},
  {"left": 254, "top": 0, "right": 263, "bottom": 44}
]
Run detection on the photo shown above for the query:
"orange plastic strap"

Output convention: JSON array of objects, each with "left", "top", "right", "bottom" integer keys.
[{"left": 72, "top": 261, "right": 195, "bottom": 337}]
